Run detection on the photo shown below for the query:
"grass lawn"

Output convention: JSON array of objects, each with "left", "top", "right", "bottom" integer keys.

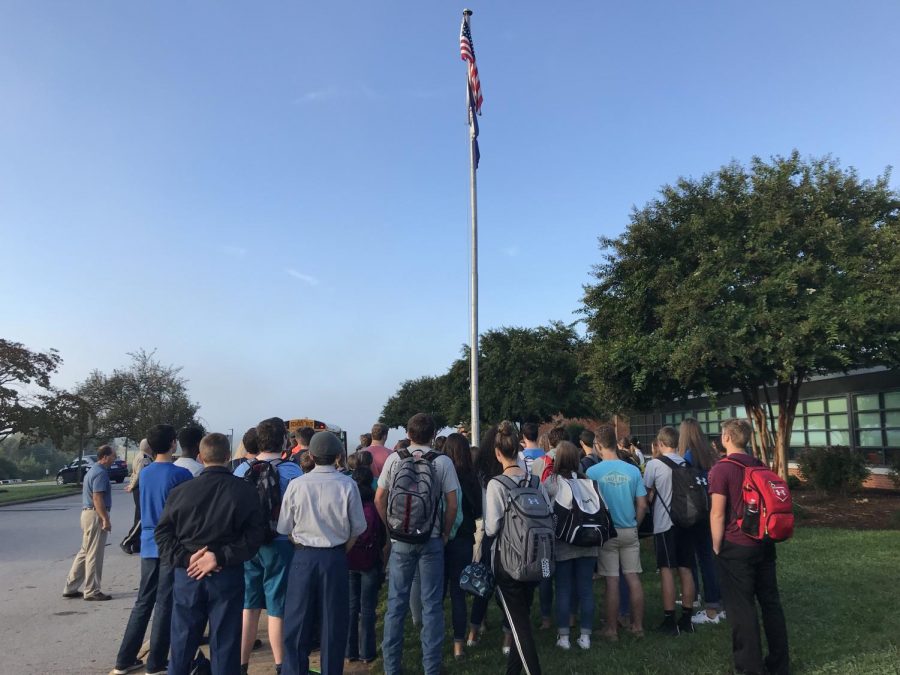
[
  {"left": 373, "top": 527, "right": 900, "bottom": 674},
  {"left": 0, "top": 483, "right": 80, "bottom": 505}
]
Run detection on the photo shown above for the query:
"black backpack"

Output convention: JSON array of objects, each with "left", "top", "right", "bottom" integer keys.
[
  {"left": 243, "top": 459, "right": 283, "bottom": 543},
  {"left": 658, "top": 456, "right": 709, "bottom": 528}
]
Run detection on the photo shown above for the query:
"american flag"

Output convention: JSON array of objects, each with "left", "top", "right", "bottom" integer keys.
[{"left": 460, "top": 15, "right": 483, "bottom": 114}]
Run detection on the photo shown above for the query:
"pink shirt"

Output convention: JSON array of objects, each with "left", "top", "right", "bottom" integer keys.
[{"left": 366, "top": 445, "right": 391, "bottom": 477}]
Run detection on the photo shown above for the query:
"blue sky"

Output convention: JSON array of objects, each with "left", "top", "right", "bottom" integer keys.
[{"left": 2, "top": 1, "right": 898, "bottom": 446}]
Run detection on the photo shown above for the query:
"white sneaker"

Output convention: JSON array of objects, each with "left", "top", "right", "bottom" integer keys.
[
  {"left": 716, "top": 611, "right": 726, "bottom": 623},
  {"left": 576, "top": 634, "right": 591, "bottom": 650},
  {"left": 691, "top": 610, "right": 717, "bottom": 625},
  {"left": 556, "top": 634, "right": 571, "bottom": 650},
  {"left": 501, "top": 646, "right": 511, "bottom": 656}
]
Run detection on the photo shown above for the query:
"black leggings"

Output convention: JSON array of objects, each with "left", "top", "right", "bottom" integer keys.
[{"left": 494, "top": 557, "right": 541, "bottom": 675}]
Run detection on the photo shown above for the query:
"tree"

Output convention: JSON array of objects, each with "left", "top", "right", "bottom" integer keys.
[
  {"left": 380, "top": 375, "right": 450, "bottom": 431},
  {"left": 75, "top": 349, "right": 201, "bottom": 444},
  {"left": 583, "top": 152, "right": 900, "bottom": 478},
  {"left": 0, "top": 339, "right": 63, "bottom": 441},
  {"left": 381, "top": 322, "right": 597, "bottom": 432}
]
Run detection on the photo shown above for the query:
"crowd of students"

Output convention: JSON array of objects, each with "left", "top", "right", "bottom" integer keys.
[{"left": 88, "top": 412, "right": 789, "bottom": 675}]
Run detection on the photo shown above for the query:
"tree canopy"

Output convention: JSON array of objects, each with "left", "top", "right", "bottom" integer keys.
[
  {"left": 381, "top": 322, "right": 595, "bottom": 431},
  {"left": 75, "top": 349, "right": 201, "bottom": 443},
  {"left": 582, "top": 152, "right": 900, "bottom": 476},
  {"left": 0, "top": 339, "right": 69, "bottom": 442}
]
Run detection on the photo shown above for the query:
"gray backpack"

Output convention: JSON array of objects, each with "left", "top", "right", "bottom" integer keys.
[
  {"left": 494, "top": 474, "right": 556, "bottom": 582},
  {"left": 386, "top": 449, "right": 440, "bottom": 544}
]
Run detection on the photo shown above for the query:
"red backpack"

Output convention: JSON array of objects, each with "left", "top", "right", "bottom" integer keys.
[
  {"left": 540, "top": 455, "right": 555, "bottom": 483},
  {"left": 347, "top": 501, "right": 383, "bottom": 571},
  {"left": 722, "top": 458, "right": 794, "bottom": 542}
]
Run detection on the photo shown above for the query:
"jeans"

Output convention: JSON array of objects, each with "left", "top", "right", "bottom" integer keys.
[
  {"left": 716, "top": 541, "right": 789, "bottom": 675},
  {"left": 169, "top": 565, "right": 244, "bottom": 675},
  {"left": 553, "top": 556, "right": 595, "bottom": 634},
  {"left": 444, "top": 535, "right": 474, "bottom": 641},
  {"left": 347, "top": 568, "right": 382, "bottom": 661},
  {"left": 382, "top": 537, "right": 445, "bottom": 675},
  {"left": 694, "top": 524, "right": 723, "bottom": 609},
  {"left": 115, "top": 558, "right": 174, "bottom": 672},
  {"left": 539, "top": 578, "right": 553, "bottom": 620},
  {"left": 283, "top": 547, "right": 349, "bottom": 675}
]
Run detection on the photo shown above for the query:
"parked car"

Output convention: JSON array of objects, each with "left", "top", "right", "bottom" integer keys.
[{"left": 56, "top": 455, "right": 128, "bottom": 485}]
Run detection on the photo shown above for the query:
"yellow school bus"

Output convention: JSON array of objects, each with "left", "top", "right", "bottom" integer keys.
[{"left": 285, "top": 418, "right": 348, "bottom": 453}]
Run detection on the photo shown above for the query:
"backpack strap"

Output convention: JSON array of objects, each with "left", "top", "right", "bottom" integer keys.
[
  {"left": 397, "top": 449, "right": 411, "bottom": 460},
  {"left": 658, "top": 456, "right": 681, "bottom": 471}
]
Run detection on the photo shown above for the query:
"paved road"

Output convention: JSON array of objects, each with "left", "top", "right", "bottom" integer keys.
[{"left": 0, "top": 483, "right": 141, "bottom": 674}]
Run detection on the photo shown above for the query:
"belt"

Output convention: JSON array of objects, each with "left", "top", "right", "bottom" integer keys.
[
  {"left": 82, "top": 507, "right": 95, "bottom": 511},
  {"left": 293, "top": 542, "right": 344, "bottom": 550}
]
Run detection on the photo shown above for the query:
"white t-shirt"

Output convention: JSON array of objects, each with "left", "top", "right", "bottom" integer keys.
[
  {"left": 174, "top": 457, "right": 204, "bottom": 478},
  {"left": 643, "top": 452, "right": 685, "bottom": 534}
]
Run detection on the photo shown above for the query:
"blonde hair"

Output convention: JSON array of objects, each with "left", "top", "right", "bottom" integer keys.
[{"left": 721, "top": 418, "right": 752, "bottom": 448}]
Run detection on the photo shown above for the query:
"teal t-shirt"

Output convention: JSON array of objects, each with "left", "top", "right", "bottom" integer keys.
[{"left": 586, "top": 459, "right": 646, "bottom": 529}]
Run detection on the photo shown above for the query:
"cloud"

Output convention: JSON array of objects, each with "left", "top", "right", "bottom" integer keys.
[
  {"left": 502, "top": 245, "right": 520, "bottom": 258},
  {"left": 285, "top": 268, "right": 319, "bottom": 286},
  {"left": 221, "top": 245, "right": 247, "bottom": 258},
  {"left": 295, "top": 84, "right": 379, "bottom": 105}
]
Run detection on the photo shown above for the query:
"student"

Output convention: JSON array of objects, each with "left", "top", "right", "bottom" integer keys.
[
  {"left": 541, "top": 441, "right": 597, "bottom": 650},
  {"left": 233, "top": 417, "right": 303, "bottom": 674},
  {"left": 124, "top": 439, "right": 153, "bottom": 534},
  {"left": 175, "top": 425, "right": 205, "bottom": 477},
  {"left": 679, "top": 418, "right": 724, "bottom": 625},
  {"left": 229, "top": 427, "right": 258, "bottom": 472},
  {"left": 578, "top": 430, "right": 599, "bottom": 473},
  {"left": 467, "top": 426, "right": 502, "bottom": 649},
  {"left": 644, "top": 426, "right": 696, "bottom": 635},
  {"left": 484, "top": 421, "right": 544, "bottom": 675},
  {"left": 155, "top": 433, "right": 266, "bottom": 675},
  {"left": 286, "top": 426, "right": 314, "bottom": 462},
  {"left": 345, "top": 465, "right": 385, "bottom": 664},
  {"left": 63, "top": 444, "right": 116, "bottom": 601},
  {"left": 518, "top": 422, "right": 544, "bottom": 477},
  {"left": 366, "top": 423, "right": 392, "bottom": 477},
  {"left": 587, "top": 426, "right": 648, "bottom": 640},
  {"left": 442, "top": 432, "right": 483, "bottom": 660},
  {"left": 278, "top": 431, "right": 367, "bottom": 675},
  {"left": 531, "top": 425, "right": 567, "bottom": 630},
  {"left": 709, "top": 419, "right": 789, "bottom": 675},
  {"left": 376, "top": 413, "right": 459, "bottom": 675},
  {"left": 113, "top": 424, "right": 192, "bottom": 675}
]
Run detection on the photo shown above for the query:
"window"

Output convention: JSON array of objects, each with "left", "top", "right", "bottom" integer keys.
[
  {"left": 791, "top": 397, "right": 852, "bottom": 448},
  {"left": 853, "top": 391, "right": 900, "bottom": 455}
]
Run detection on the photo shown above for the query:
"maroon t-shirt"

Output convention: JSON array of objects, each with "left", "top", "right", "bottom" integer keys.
[
  {"left": 708, "top": 452, "right": 762, "bottom": 548},
  {"left": 366, "top": 445, "right": 391, "bottom": 478}
]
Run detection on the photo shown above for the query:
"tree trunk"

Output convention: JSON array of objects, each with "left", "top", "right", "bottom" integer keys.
[
  {"left": 741, "top": 386, "right": 771, "bottom": 466},
  {"left": 773, "top": 372, "right": 804, "bottom": 481}
]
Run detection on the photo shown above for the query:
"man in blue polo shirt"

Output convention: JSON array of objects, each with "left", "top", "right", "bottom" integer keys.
[
  {"left": 233, "top": 417, "right": 302, "bottom": 674},
  {"left": 113, "top": 424, "right": 192, "bottom": 675},
  {"left": 63, "top": 444, "right": 116, "bottom": 601}
]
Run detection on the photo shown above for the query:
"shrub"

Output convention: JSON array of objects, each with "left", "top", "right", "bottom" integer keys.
[
  {"left": 787, "top": 474, "right": 803, "bottom": 491},
  {"left": 797, "top": 446, "right": 871, "bottom": 496},
  {"left": 889, "top": 457, "right": 900, "bottom": 490},
  {"left": 0, "top": 456, "right": 20, "bottom": 481}
]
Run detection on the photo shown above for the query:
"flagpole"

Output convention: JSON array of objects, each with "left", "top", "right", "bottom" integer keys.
[{"left": 464, "top": 8, "right": 480, "bottom": 447}]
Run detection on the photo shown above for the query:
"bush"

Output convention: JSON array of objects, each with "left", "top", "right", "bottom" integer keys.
[
  {"left": 0, "top": 456, "right": 20, "bottom": 480},
  {"left": 797, "top": 446, "right": 871, "bottom": 496},
  {"left": 889, "top": 458, "right": 900, "bottom": 490},
  {"left": 787, "top": 474, "right": 803, "bottom": 491}
]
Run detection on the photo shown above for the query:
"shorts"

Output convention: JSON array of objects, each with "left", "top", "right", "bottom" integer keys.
[
  {"left": 243, "top": 539, "right": 293, "bottom": 617},
  {"left": 598, "top": 527, "right": 641, "bottom": 576},
  {"left": 654, "top": 526, "right": 694, "bottom": 570}
]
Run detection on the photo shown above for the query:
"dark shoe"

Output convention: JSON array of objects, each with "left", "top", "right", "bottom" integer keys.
[
  {"left": 112, "top": 661, "right": 143, "bottom": 675},
  {"left": 145, "top": 669, "right": 167, "bottom": 675},
  {"left": 84, "top": 592, "right": 112, "bottom": 601},
  {"left": 678, "top": 614, "right": 695, "bottom": 635},
  {"left": 62, "top": 591, "right": 83, "bottom": 599},
  {"left": 656, "top": 616, "right": 680, "bottom": 636},
  {"left": 253, "top": 638, "right": 263, "bottom": 650}
]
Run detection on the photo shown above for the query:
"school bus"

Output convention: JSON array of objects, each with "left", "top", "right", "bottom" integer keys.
[{"left": 284, "top": 418, "right": 348, "bottom": 453}]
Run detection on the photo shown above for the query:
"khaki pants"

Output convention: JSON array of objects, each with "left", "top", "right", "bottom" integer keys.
[{"left": 64, "top": 509, "right": 108, "bottom": 597}]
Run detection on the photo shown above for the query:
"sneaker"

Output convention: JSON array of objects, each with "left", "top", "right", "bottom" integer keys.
[
  {"left": 656, "top": 617, "right": 680, "bottom": 636},
  {"left": 112, "top": 662, "right": 144, "bottom": 675},
  {"left": 62, "top": 591, "right": 83, "bottom": 599},
  {"left": 501, "top": 646, "right": 511, "bottom": 656},
  {"left": 84, "top": 592, "right": 112, "bottom": 601},
  {"left": 716, "top": 611, "right": 727, "bottom": 623},
  {"left": 576, "top": 635, "right": 591, "bottom": 650},
  {"left": 146, "top": 669, "right": 167, "bottom": 675},
  {"left": 678, "top": 615, "right": 695, "bottom": 635},
  {"left": 555, "top": 634, "right": 571, "bottom": 650},
  {"left": 691, "top": 610, "right": 718, "bottom": 625}
]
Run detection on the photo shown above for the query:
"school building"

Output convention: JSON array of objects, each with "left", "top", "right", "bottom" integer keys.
[{"left": 627, "top": 367, "right": 900, "bottom": 489}]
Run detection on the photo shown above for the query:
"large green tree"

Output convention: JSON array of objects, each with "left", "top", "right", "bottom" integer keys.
[
  {"left": 381, "top": 322, "right": 596, "bottom": 431},
  {"left": 0, "top": 338, "right": 69, "bottom": 441},
  {"left": 75, "top": 349, "right": 201, "bottom": 443},
  {"left": 583, "top": 152, "right": 900, "bottom": 478}
]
